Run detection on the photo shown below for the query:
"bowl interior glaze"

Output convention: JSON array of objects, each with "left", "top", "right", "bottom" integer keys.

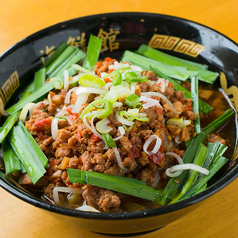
[{"left": 0, "top": 12, "right": 238, "bottom": 235}]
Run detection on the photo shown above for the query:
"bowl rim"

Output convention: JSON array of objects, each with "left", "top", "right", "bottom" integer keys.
[{"left": 1, "top": 11, "right": 238, "bottom": 220}]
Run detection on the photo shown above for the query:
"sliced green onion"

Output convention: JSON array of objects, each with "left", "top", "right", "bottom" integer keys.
[
  {"left": 79, "top": 98, "right": 113, "bottom": 119},
  {"left": 83, "top": 35, "right": 102, "bottom": 71},
  {"left": 119, "top": 111, "right": 134, "bottom": 122},
  {"left": 96, "top": 117, "right": 112, "bottom": 134},
  {"left": 104, "top": 87, "right": 118, "bottom": 102},
  {"left": 125, "top": 94, "right": 140, "bottom": 107},
  {"left": 78, "top": 74, "right": 106, "bottom": 88},
  {"left": 114, "top": 85, "right": 131, "bottom": 99},
  {"left": 102, "top": 133, "right": 117, "bottom": 148},
  {"left": 124, "top": 71, "right": 148, "bottom": 83},
  {"left": 101, "top": 67, "right": 131, "bottom": 79},
  {"left": 128, "top": 108, "right": 149, "bottom": 121},
  {"left": 91, "top": 101, "right": 106, "bottom": 109},
  {"left": 2, "top": 139, "right": 21, "bottom": 174},
  {"left": 50, "top": 77, "right": 63, "bottom": 89},
  {"left": 67, "top": 169, "right": 162, "bottom": 203},
  {"left": 166, "top": 118, "right": 191, "bottom": 128},
  {"left": 112, "top": 71, "right": 122, "bottom": 86},
  {"left": 134, "top": 102, "right": 142, "bottom": 109}
]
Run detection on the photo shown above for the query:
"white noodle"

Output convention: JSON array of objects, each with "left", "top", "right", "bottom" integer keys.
[
  {"left": 156, "top": 78, "right": 169, "bottom": 93},
  {"left": 53, "top": 187, "right": 80, "bottom": 204},
  {"left": 76, "top": 200, "right": 100, "bottom": 212},
  {"left": 65, "top": 87, "right": 78, "bottom": 104},
  {"left": 166, "top": 164, "right": 209, "bottom": 178},
  {"left": 115, "top": 111, "right": 134, "bottom": 126},
  {"left": 113, "top": 126, "right": 125, "bottom": 141},
  {"left": 75, "top": 87, "right": 107, "bottom": 95},
  {"left": 166, "top": 152, "right": 184, "bottom": 164},
  {"left": 71, "top": 93, "right": 89, "bottom": 113},
  {"left": 112, "top": 147, "right": 125, "bottom": 170},
  {"left": 51, "top": 117, "right": 59, "bottom": 140}
]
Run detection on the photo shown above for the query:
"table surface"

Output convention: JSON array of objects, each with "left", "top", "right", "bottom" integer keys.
[{"left": 1, "top": 0, "right": 238, "bottom": 237}]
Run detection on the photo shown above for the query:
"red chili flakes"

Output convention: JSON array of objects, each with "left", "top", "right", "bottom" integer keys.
[
  {"left": 186, "top": 102, "right": 193, "bottom": 111},
  {"left": 76, "top": 132, "right": 82, "bottom": 139},
  {"left": 91, "top": 134, "right": 99, "bottom": 143},
  {"left": 34, "top": 117, "right": 52, "bottom": 131},
  {"left": 105, "top": 57, "right": 113, "bottom": 62}
]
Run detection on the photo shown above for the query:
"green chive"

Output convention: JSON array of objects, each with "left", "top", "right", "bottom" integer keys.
[
  {"left": 17, "top": 121, "right": 48, "bottom": 167},
  {"left": 46, "top": 46, "right": 77, "bottom": 77},
  {"left": 6, "top": 82, "right": 54, "bottom": 115},
  {"left": 2, "top": 139, "right": 21, "bottom": 174},
  {"left": 67, "top": 169, "right": 162, "bottom": 203},
  {"left": 34, "top": 67, "right": 46, "bottom": 102},
  {"left": 150, "top": 66, "right": 213, "bottom": 114},
  {"left": 191, "top": 75, "right": 201, "bottom": 133},
  {"left": 0, "top": 112, "right": 20, "bottom": 143},
  {"left": 43, "top": 42, "right": 68, "bottom": 68},
  {"left": 169, "top": 143, "right": 209, "bottom": 204},
  {"left": 122, "top": 50, "right": 198, "bottom": 81},
  {"left": 137, "top": 44, "right": 219, "bottom": 83},
  {"left": 7, "top": 127, "right": 46, "bottom": 184},
  {"left": 179, "top": 156, "right": 228, "bottom": 201},
  {"left": 83, "top": 35, "right": 102, "bottom": 71}
]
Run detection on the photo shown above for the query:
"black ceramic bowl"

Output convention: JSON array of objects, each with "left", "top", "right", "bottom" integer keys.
[{"left": 0, "top": 12, "right": 238, "bottom": 236}]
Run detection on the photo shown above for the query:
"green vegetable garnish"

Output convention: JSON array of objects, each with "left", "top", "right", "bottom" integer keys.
[
  {"left": 80, "top": 98, "right": 113, "bottom": 119},
  {"left": 78, "top": 74, "right": 106, "bottom": 88},
  {"left": 112, "top": 71, "right": 122, "bottom": 86},
  {"left": 102, "top": 133, "right": 117, "bottom": 148}
]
